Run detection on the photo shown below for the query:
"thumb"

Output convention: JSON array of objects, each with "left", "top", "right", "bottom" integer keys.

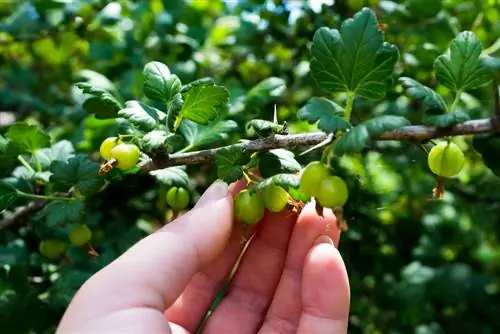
[{"left": 58, "top": 181, "right": 233, "bottom": 329}]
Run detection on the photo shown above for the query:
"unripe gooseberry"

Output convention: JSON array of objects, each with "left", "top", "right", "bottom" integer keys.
[
  {"left": 39, "top": 239, "right": 67, "bottom": 260},
  {"left": 100, "top": 137, "right": 120, "bottom": 160},
  {"left": 110, "top": 143, "right": 140, "bottom": 170},
  {"left": 262, "top": 184, "right": 289, "bottom": 212},
  {"left": 234, "top": 190, "right": 265, "bottom": 224},
  {"left": 427, "top": 141, "right": 465, "bottom": 178},
  {"left": 299, "top": 161, "right": 330, "bottom": 197},
  {"left": 69, "top": 224, "right": 92, "bottom": 246},
  {"left": 316, "top": 175, "right": 349, "bottom": 209},
  {"left": 167, "top": 187, "right": 190, "bottom": 210}
]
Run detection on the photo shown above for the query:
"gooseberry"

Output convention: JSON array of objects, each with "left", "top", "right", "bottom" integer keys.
[
  {"left": 299, "top": 161, "right": 330, "bottom": 197},
  {"left": 110, "top": 143, "right": 140, "bottom": 169},
  {"left": 234, "top": 190, "right": 265, "bottom": 224},
  {"left": 166, "top": 187, "right": 190, "bottom": 210},
  {"left": 427, "top": 141, "right": 465, "bottom": 178},
  {"left": 262, "top": 184, "right": 289, "bottom": 212},
  {"left": 39, "top": 239, "right": 67, "bottom": 260},
  {"left": 69, "top": 224, "right": 92, "bottom": 246},
  {"left": 316, "top": 175, "right": 349, "bottom": 209},
  {"left": 100, "top": 137, "right": 120, "bottom": 160}
]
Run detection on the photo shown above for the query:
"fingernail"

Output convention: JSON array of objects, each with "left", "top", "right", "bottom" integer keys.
[
  {"left": 195, "top": 180, "right": 229, "bottom": 208},
  {"left": 313, "top": 235, "right": 334, "bottom": 247}
]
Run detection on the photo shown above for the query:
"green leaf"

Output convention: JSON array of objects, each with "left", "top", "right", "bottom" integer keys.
[
  {"left": 167, "top": 93, "right": 184, "bottom": 133},
  {"left": 50, "top": 155, "right": 105, "bottom": 196},
  {"left": 34, "top": 140, "right": 75, "bottom": 170},
  {"left": 399, "top": 77, "right": 447, "bottom": 112},
  {"left": 434, "top": 31, "right": 492, "bottom": 92},
  {"left": 180, "top": 77, "right": 215, "bottom": 93},
  {"left": 143, "top": 61, "right": 182, "bottom": 102},
  {"left": 246, "top": 119, "right": 284, "bottom": 137},
  {"left": 118, "top": 101, "right": 166, "bottom": 132},
  {"left": 180, "top": 119, "right": 238, "bottom": 151},
  {"left": 6, "top": 122, "right": 50, "bottom": 153},
  {"left": 297, "top": 97, "right": 350, "bottom": 133},
  {"left": 76, "top": 82, "right": 122, "bottom": 119},
  {"left": 363, "top": 115, "right": 411, "bottom": 136},
  {"left": 177, "top": 84, "right": 229, "bottom": 129},
  {"left": 140, "top": 130, "right": 168, "bottom": 151},
  {"left": 150, "top": 167, "right": 189, "bottom": 187},
  {"left": 0, "top": 180, "right": 18, "bottom": 211},
  {"left": 252, "top": 173, "right": 300, "bottom": 192},
  {"left": 216, "top": 144, "right": 251, "bottom": 183},
  {"left": 310, "top": 8, "right": 399, "bottom": 99},
  {"left": 246, "top": 77, "right": 286, "bottom": 108},
  {"left": 473, "top": 134, "right": 500, "bottom": 177},
  {"left": 41, "top": 199, "right": 84, "bottom": 227},
  {"left": 0, "top": 135, "right": 7, "bottom": 153},
  {"left": 334, "top": 125, "right": 370, "bottom": 155},
  {"left": 258, "top": 149, "right": 301, "bottom": 178},
  {"left": 425, "top": 111, "right": 470, "bottom": 127},
  {"left": 482, "top": 56, "right": 500, "bottom": 71}
]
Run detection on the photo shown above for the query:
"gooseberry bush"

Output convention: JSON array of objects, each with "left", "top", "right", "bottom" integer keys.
[{"left": 1, "top": 2, "right": 500, "bottom": 332}]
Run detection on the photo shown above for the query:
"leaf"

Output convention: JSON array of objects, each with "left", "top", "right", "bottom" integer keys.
[
  {"left": 334, "top": 125, "right": 370, "bottom": 156},
  {"left": 118, "top": 101, "right": 166, "bottom": 132},
  {"left": 76, "top": 82, "right": 122, "bottom": 119},
  {"left": 41, "top": 199, "right": 84, "bottom": 227},
  {"left": 246, "top": 77, "right": 286, "bottom": 108},
  {"left": 425, "top": 111, "right": 470, "bottom": 127},
  {"left": 310, "top": 8, "right": 399, "bottom": 100},
  {"left": 0, "top": 180, "right": 18, "bottom": 211},
  {"left": 180, "top": 119, "right": 238, "bottom": 151},
  {"left": 180, "top": 77, "right": 215, "bottom": 93},
  {"left": 258, "top": 149, "right": 301, "bottom": 178},
  {"left": 246, "top": 119, "right": 284, "bottom": 137},
  {"left": 149, "top": 167, "right": 189, "bottom": 187},
  {"left": 399, "top": 77, "right": 447, "bottom": 112},
  {"left": 363, "top": 115, "right": 411, "bottom": 136},
  {"left": 167, "top": 93, "right": 184, "bottom": 133},
  {"left": 216, "top": 145, "right": 251, "bottom": 183},
  {"left": 34, "top": 140, "right": 75, "bottom": 170},
  {"left": 473, "top": 134, "right": 500, "bottom": 177},
  {"left": 252, "top": 174, "right": 300, "bottom": 192},
  {"left": 482, "top": 56, "right": 500, "bottom": 71},
  {"left": 434, "top": 31, "right": 492, "bottom": 92},
  {"left": 6, "top": 122, "right": 50, "bottom": 153},
  {"left": 142, "top": 61, "right": 182, "bottom": 102},
  {"left": 0, "top": 135, "right": 7, "bottom": 153},
  {"left": 50, "top": 155, "right": 105, "bottom": 196},
  {"left": 140, "top": 130, "right": 168, "bottom": 151},
  {"left": 297, "top": 97, "right": 350, "bottom": 133},
  {"left": 177, "top": 84, "right": 229, "bottom": 129}
]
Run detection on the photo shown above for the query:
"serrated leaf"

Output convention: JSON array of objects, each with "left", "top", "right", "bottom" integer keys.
[
  {"left": 149, "top": 167, "right": 189, "bottom": 187},
  {"left": 76, "top": 82, "right": 122, "bottom": 119},
  {"left": 363, "top": 115, "right": 410, "bottom": 136},
  {"left": 399, "top": 77, "right": 447, "bottom": 112},
  {"left": 434, "top": 31, "right": 492, "bottom": 92},
  {"left": 167, "top": 93, "right": 184, "bottom": 133},
  {"left": 118, "top": 101, "right": 166, "bottom": 132},
  {"left": 425, "top": 111, "right": 470, "bottom": 127},
  {"left": 258, "top": 149, "right": 301, "bottom": 178},
  {"left": 246, "top": 119, "right": 284, "bottom": 137},
  {"left": 176, "top": 84, "right": 229, "bottom": 129},
  {"left": 6, "top": 122, "right": 50, "bottom": 153},
  {"left": 252, "top": 174, "right": 300, "bottom": 192},
  {"left": 41, "top": 199, "right": 84, "bottom": 227},
  {"left": 12, "top": 166, "right": 51, "bottom": 182},
  {"left": 0, "top": 180, "right": 18, "bottom": 211},
  {"left": 334, "top": 125, "right": 370, "bottom": 155},
  {"left": 140, "top": 130, "right": 168, "bottom": 151},
  {"left": 143, "top": 61, "right": 182, "bottom": 102},
  {"left": 246, "top": 77, "right": 286, "bottom": 108},
  {"left": 216, "top": 145, "right": 251, "bottom": 183},
  {"left": 310, "top": 8, "right": 399, "bottom": 100},
  {"left": 180, "top": 119, "right": 238, "bottom": 151},
  {"left": 50, "top": 155, "right": 104, "bottom": 196},
  {"left": 298, "top": 97, "right": 350, "bottom": 133},
  {"left": 473, "top": 134, "right": 500, "bottom": 177},
  {"left": 34, "top": 140, "right": 75, "bottom": 170},
  {"left": 180, "top": 77, "right": 215, "bottom": 93}
]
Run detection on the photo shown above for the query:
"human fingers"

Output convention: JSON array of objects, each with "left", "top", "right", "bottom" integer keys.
[
  {"left": 258, "top": 200, "right": 341, "bottom": 333},
  {"left": 297, "top": 236, "right": 349, "bottom": 333},
  {"left": 202, "top": 208, "right": 297, "bottom": 334},
  {"left": 57, "top": 181, "right": 233, "bottom": 332}
]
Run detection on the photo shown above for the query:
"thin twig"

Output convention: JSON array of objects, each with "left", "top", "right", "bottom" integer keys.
[
  {"left": 141, "top": 117, "right": 500, "bottom": 171},
  {"left": 0, "top": 200, "right": 46, "bottom": 230}
]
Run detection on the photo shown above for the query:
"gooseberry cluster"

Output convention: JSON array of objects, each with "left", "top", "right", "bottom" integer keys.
[
  {"left": 39, "top": 224, "right": 93, "bottom": 260},
  {"left": 99, "top": 137, "right": 141, "bottom": 171},
  {"left": 234, "top": 184, "right": 289, "bottom": 225}
]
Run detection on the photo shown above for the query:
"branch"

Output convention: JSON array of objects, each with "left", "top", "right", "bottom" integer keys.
[
  {"left": 141, "top": 117, "right": 500, "bottom": 172},
  {"left": 0, "top": 200, "right": 46, "bottom": 230}
]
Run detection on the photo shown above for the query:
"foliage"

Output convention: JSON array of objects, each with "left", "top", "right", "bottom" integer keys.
[{"left": 1, "top": 0, "right": 500, "bottom": 333}]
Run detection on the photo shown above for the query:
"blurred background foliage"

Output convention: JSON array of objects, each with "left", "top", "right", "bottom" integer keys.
[{"left": 1, "top": 0, "right": 500, "bottom": 333}]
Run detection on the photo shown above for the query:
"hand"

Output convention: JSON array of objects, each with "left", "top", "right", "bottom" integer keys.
[{"left": 57, "top": 181, "right": 350, "bottom": 333}]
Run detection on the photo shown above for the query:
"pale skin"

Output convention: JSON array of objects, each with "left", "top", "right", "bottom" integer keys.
[{"left": 57, "top": 180, "right": 350, "bottom": 333}]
